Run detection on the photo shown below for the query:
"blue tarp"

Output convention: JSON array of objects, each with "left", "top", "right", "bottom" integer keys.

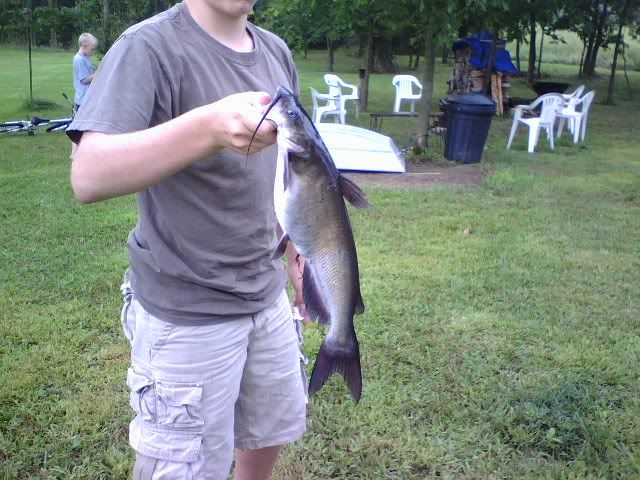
[{"left": 453, "top": 32, "right": 519, "bottom": 74}]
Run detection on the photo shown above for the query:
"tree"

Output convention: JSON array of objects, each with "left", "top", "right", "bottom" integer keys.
[
  {"left": 344, "top": 0, "right": 409, "bottom": 110},
  {"left": 569, "top": 0, "right": 618, "bottom": 78},
  {"left": 102, "top": 0, "right": 110, "bottom": 50},
  {"left": 409, "top": 0, "right": 464, "bottom": 148},
  {"left": 254, "top": 0, "right": 320, "bottom": 59},
  {"left": 605, "top": 0, "right": 638, "bottom": 103},
  {"left": 463, "top": 0, "right": 528, "bottom": 93},
  {"left": 312, "top": 0, "right": 352, "bottom": 71}
]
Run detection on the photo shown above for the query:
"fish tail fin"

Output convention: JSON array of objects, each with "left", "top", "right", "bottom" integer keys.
[{"left": 309, "top": 336, "right": 362, "bottom": 403}]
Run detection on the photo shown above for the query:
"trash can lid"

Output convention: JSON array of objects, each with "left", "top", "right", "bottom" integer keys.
[{"left": 447, "top": 92, "right": 495, "bottom": 105}]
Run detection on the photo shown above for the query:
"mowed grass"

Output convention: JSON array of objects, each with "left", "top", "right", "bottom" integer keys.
[{"left": 1, "top": 45, "right": 640, "bottom": 479}]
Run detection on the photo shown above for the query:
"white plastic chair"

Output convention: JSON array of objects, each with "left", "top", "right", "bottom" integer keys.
[
  {"left": 507, "top": 93, "right": 564, "bottom": 153},
  {"left": 324, "top": 74, "right": 359, "bottom": 122},
  {"left": 556, "top": 90, "right": 595, "bottom": 143},
  {"left": 392, "top": 75, "right": 422, "bottom": 113},
  {"left": 310, "top": 87, "right": 342, "bottom": 124},
  {"left": 562, "top": 85, "right": 585, "bottom": 106}
]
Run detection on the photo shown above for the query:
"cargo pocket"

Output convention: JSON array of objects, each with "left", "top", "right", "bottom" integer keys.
[{"left": 127, "top": 368, "right": 204, "bottom": 464}]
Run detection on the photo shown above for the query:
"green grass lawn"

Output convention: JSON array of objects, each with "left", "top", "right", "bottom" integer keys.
[{"left": 1, "top": 45, "right": 639, "bottom": 479}]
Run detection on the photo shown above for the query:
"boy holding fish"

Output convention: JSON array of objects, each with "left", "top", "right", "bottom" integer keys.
[{"left": 67, "top": 0, "right": 308, "bottom": 478}]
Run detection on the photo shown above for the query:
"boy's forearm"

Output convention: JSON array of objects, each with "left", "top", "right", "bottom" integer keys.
[
  {"left": 71, "top": 107, "right": 220, "bottom": 203},
  {"left": 81, "top": 74, "right": 95, "bottom": 85}
]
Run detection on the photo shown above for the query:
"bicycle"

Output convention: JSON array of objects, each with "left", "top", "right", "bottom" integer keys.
[
  {"left": 0, "top": 116, "right": 51, "bottom": 135},
  {"left": 0, "top": 93, "right": 74, "bottom": 135}
]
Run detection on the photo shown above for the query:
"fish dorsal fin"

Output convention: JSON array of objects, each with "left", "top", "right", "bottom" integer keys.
[
  {"left": 303, "top": 262, "right": 330, "bottom": 325},
  {"left": 338, "top": 175, "right": 370, "bottom": 209},
  {"left": 272, "top": 233, "right": 290, "bottom": 260}
]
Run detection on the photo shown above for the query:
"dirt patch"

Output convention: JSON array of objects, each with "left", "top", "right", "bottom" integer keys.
[{"left": 343, "top": 161, "right": 485, "bottom": 189}]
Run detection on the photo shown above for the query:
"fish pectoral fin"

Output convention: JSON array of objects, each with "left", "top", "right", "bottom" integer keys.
[
  {"left": 338, "top": 175, "right": 370, "bottom": 209},
  {"left": 272, "top": 233, "right": 290, "bottom": 260},
  {"left": 302, "top": 262, "right": 330, "bottom": 325}
]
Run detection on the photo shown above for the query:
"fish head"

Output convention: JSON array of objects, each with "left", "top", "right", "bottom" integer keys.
[{"left": 262, "top": 86, "right": 318, "bottom": 158}]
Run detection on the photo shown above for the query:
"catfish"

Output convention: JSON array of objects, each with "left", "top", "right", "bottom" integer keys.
[{"left": 252, "top": 86, "right": 368, "bottom": 402}]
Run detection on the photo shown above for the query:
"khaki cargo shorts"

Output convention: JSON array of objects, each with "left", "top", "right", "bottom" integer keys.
[{"left": 120, "top": 275, "right": 307, "bottom": 479}]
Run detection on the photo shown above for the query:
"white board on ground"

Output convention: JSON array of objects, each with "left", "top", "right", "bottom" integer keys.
[{"left": 315, "top": 123, "right": 406, "bottom": 173}]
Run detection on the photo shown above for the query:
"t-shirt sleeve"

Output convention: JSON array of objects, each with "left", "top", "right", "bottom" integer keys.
[{"left": 67, "top": 33, "right": 167, "bottom": 144}]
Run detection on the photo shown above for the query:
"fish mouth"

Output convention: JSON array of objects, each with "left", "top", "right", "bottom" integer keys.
[{"left": 249, "top": 89, "right": 306, "bottom": 156}]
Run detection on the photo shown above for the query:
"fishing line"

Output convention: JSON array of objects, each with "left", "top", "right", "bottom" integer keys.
[{"left": 244, "top": 91, "right": 282, "bottom": 172}]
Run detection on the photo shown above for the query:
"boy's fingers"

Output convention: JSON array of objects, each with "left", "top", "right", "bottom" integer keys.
[
  {"left": 246, "top": 91, "right": 271, "bottom": 107},
  {"left": 243, "top": 112, "right": 277, "bottom": 137}
]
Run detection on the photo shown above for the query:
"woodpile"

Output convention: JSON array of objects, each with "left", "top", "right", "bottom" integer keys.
[
  {"left": 448, "top": 40, "right": 512, "bottom": 115},
  {"left": 448, "top": 46, "right": 474, "bottom": 95}
]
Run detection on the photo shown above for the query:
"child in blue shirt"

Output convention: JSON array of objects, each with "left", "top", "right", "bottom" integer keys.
[{"left": 72, "top": 33, "right": 97, "bottom": 158}]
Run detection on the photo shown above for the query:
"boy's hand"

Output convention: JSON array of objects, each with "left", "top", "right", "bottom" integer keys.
[{"left": 205, "top": 91, "right": 277, "bottom": 155}]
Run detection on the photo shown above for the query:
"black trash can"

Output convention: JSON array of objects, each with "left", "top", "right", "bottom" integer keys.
[{"left": 444, "top": 93, "right": 496, "bottom": 164}]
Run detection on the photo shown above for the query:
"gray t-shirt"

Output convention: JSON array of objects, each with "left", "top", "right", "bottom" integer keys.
[{"left": 67, "top": 2, "right": 299, "bottom": 324}]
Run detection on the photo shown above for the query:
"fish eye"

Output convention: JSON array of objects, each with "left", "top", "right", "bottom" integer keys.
[{"left": 287, "top": 110, "right": 298, "bottom": 119}]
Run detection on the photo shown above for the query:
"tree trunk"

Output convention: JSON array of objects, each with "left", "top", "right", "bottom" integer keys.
[
  {"left": 621, "top": 42, "right": 632, "bottom": 100},
  {"left": 578, "top": 39, "right": 586, "bottom": 76},
  {"left": 587, "top": 2, "right": 609, "bottom": 77},
  {"left": 360, "top": 24, "right": 375, "bottom": 112},
  {"left": 527, "top": 12, "right": 537, "bottom": 84},
  {"left": 327, "top": 37, "right": 335, "bottom": 72},
  {"left": 26, "top": 0, "right": 33, "bottom": 104},
  {"left": 357, "top": 35, "right": 365, "bottom": 58},
  {"left": 48, "top": 0, "right": 58, "bottom": 47},
  {"left": 605, "top": 0, "right": 630, "bottom": 104},
  {"left": 415, "top": 31, "right": 436, "bottom": 149},
  {"left": 605, "top": 26, "right": 622, "bottom": 104},
  {"left": 408, "top": 54, "right": 413, "bottom": 69},
  {"left": 537, "top": 29, "right": 544, "bottom": 78},
  {"left": 373, "top": 37, "right": 398, "bottom": 73},
  {"left": 582, "top": 0, "right": 599, "bottom": 78},
  {"left": 102, "top": 0, "right": 110, "bottom": 51},
  {"left": 458, "top": 21, "right": 469, "bottom": 40},
  {"left": 413, "top": 54, "right": 420, "bottom": 70},
  {"left": 442, "top": 43, "right": 449, "bottom": 64},
  {"left": 484, "top": 26, "right": 498, "bottom": 96},
  {"left": 303, "top": 38, "right": 308, "bottom": 59},
  {"left": 516, "top": 38, "right": 521, "bottom": 71},
  {"left": 582, "top": 37, "right": 595, "bottom": 77}
]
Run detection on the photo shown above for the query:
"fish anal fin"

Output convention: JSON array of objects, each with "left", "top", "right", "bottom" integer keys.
[
  {"left": 339, "top": 175, "right": 370, "bottom": 209},
  {"left": 308, "top": 337, "right": 362, "bottom": 403},
  {"left": 272, "top": 233, "right": 290, "bottom": 260},
  {"left": 302, "top": 263, "right": 330, "bottom": 325}
]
